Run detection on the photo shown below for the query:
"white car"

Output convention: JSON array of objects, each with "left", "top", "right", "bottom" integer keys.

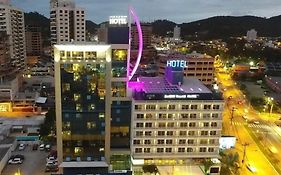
[
  {"left": 18, "top": 144, "right": 25, "bottom": 151},
  {"left": 46, "top": 156, "right": 57, "bottom": 163},
  {"left": 253, "top": 121, "right": 260, "bottom": 125},
  {"left": 8, "top": 158, "right": 23, "bottom": 164},
  {"left": 247, "top": 163, "right": 257, "bottom": 172},
  {"left": 46, "top": 161, "right": 58, "bottom": 167},
  {"left": 39, "top": 144, "right": 45, "bottom": 151}
]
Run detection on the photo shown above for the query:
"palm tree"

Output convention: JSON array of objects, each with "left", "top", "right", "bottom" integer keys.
[{"left": 202, "top": 159, "right": 214, "bottom": 175}]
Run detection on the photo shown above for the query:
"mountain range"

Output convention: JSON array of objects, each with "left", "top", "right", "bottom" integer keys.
[{"left": 24, "top": 12, "right": 281, "bottom": 41}]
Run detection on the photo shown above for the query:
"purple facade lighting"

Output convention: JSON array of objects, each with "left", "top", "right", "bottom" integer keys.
[{"left": 128, "top": 6, "right": 143, "bottom": 81}]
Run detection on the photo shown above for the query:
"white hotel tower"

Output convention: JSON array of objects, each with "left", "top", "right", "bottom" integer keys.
[
  {"left": 0, "top": 0, "right": 26, "bottom": 70},
  {"left": 50, "top": 0, "right": 86, "bottom": 45}
]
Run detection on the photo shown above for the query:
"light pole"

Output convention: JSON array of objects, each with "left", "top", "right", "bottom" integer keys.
[
  {"left": 267, "top": 97, "right": 274, "bottom": 119},
  {"left": 230, "top": 107, "right": 236, "bottom": 124}
]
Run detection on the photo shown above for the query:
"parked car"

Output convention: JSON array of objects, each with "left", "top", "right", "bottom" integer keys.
[
  {"left": 14, "top": 154, "right": 25, "bottom": 160},
  {"left": 46, "top": 161, "right": 58, "bottom": 167},
  {"left": 18, "top": 144, "right": 25, "bottom": 151},
  {"left": 45, "top": 165, "right": 59, "bottom": 172},
  {"left": 8, "top": 158, "right": 23, "bottom": 164},
  {"left": 39, "top": 144, "right": 45, "bottom": 151},
  {"left": 46, "top": 156, "right": 58, "bottom": 163},
  {"left": 45, "top": 144, "right": 51, "bottom": 151}
]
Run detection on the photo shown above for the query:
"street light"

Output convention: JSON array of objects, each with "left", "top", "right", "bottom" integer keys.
[{"left": 267, "top": 97, "right": 274, "bottom": 119}]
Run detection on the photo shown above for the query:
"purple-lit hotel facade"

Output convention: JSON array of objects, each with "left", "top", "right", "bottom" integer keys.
[{"left": 129, "top": 66, "right": 223, "bottom": 174}]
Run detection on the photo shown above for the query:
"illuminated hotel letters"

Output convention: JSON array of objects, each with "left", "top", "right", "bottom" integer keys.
[
  {"left": 109, "top": 16, "right": 128, "bottom": 25},
  {"left": 167, "top": 60, "right": 188, "bottom": 68},
  {"left": 164, "top": 94, "right": 199, "bottom": 99}
]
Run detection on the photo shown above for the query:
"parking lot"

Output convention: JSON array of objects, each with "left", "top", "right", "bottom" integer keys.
[{"left": 2, "top": 144, "right": 53, "bottom": 175}]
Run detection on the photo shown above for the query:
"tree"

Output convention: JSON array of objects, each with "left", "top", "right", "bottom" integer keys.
[
  {"left": 142, "top": 164, "right": 158, "bottom": 175},
  {"left": 202, "top": 159, "right": 214, "bottom": 175},
  {"left": 39, "top": 108, "right": 56, "bottom": 141}
]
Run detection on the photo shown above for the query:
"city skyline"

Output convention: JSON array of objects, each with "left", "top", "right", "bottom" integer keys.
[{"left": 11, "top": 0, "right": 281, "bottom": 23}]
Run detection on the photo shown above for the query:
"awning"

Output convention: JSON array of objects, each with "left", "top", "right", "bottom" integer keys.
[{"left": 59, "top": 161, "right": 108, "bottom": 168}]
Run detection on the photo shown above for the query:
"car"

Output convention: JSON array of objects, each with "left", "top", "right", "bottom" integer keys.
[
  {"left": 39, "top": 144, "right": 45, "bottom": 151},
  {"left": 32, "top": 144, "right": 38, "bottom": 150},
  {"left": 46, "top": 161, "right": 58, "bottom": 167},
  {"left": 246, "top": 163, "right": 257, "bottom": 172},
  {"left": 45, "top": 165, "right": 59, "bottom": 172},
  {"left": 46, "top": 156, "right": 58, "bottom": 163},
  {"left": 18, "top": 144, "right": 25, "bottom": 151},
  {"left": 8, "top": 158, "right": 23, "bottom": 164},
  {"left": 45, "top": 144, "right": 51, "bottom": 151},
  {"left": 14, "top": 154, "right": 25, "bottom": 160},
  {"left": 253, "top": 121, "right": 260, "bottom": 125}
]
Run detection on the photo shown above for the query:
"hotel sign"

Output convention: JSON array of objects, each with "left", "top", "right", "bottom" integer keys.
[
  {"left": 164, "top": 94, "right": 199, "bottom": 99},
  {"left": 166, "top": 60, "right": 187, "bottom": 68},
  {"left": 109, "top": 16, "right": 128, "bottom": 25}
]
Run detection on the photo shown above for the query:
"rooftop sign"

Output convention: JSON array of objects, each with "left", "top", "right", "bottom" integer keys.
[
  {"left": 167, "top": 60, "right": 187, "bottom": 68},
  {"left": 109, "top": 16, "right": 128, "bottom": 25},
  {"left": 164, "top": 94, "right": 199, "bottom": 99}
]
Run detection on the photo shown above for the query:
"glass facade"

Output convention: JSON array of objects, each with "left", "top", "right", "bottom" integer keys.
[
  {"left": 112, "top": 49, "right": 127, "bottom": 78},
  {"left": 60, "top": 63, "right": 106, "bottom": 161}
]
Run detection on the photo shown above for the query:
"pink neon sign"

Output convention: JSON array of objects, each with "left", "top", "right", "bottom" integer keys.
[{"left": 128, "top": 6, "right": 143, "bottom": 81}]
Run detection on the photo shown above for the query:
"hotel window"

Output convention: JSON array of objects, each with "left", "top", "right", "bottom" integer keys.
[
  {"left": 190, "top": 113, "right": 197, "bottom": 119},
  {"left": 86, "top": 122, "right": 96, "bottom": 129},
  {"left": 203, "top": 122, "right": 209, "bottom": 127},
  {"left": 203, "top": 114, "right": 211, "bottom": 119},
  {"left": 135, "top": 148, "right": 142, "bottom": 153},
  {"left": 73, "top": 93, "right": 81, "bottom": 101},
  {"left": 159, "top": 114, "right": 167, "bottom": 119},
  {"left": 200, "top": 139, "right": 208, "bottom": 145},
  {"left": 188, "top": 131, "right": 195, "bottom": 136},
  {"left": 62, "top": 83, "right": 70, "bottom": 92},
  {"left": 145, "top": 131, "right": 152, "bottom": 136},
  {"left": 136, "top": 114, "right": 144, "bottom": 119},
  {"left": 168, "top": 105, "right": 176, "bottom": 110},
  {"left": 144, "top": 140, "right": 151, "bottom": 145},
  {"left": 159, "top": 105, "right": 167, "bottom": 110},
  {"left": 167, "top": 114, "right": 174, "bottom": 119},
  {"left": 182, "top": 105, "right": 189, "bottom": 110},
  {"left": 199, "top": 147, "right": 207, "bottom": 152},
  {"left": 158, "top": 139, "right": 164, "bottom": 144},
  {"left": 146, "top": 105, "right": 156, "bottom": 110},
  {"left": 208, "top": 148, "right": 215, "bottom": 152},
  {"left": 133, "top": 140, "right": 140, "bottom": 145},
  {"left": 187, "top": 139, "right": 194, "bottom": 145},
  {"left": 158, "top": 122, "right": 166, "bottom": 128},
  {"left": 178, "top": 148, "right": 185, "bottom": 153},
  {"left": 209, "top": 139, "right": 216, "bottom": 144},
  {"left": 144, "top": 148, "right": 151, "bottom": 153},
  {"left": 211, "top": 122, "right": 218, "bottom": 127},
  {"left": 145, "top": 114, "right": 153, "bottom": 119},
  {"left": 213, "top": 105, "right": 220, "bottom": 110},
  {"left": 190, "top": 105, "right": 197, "bottom": 110},
  {"left": 166, "top": 131, "right": 173, "bottom": 136},
  {"left": 145, "top": 123, "right": 153, "bottom": 128},
  {"left": 204, "top": 105, "right": 211, "bottom": 110},
  {"left": 136, "top": 131, "right": 143, "bottom": 136},
  {"left": 99, "top": 113, "right": 105, "bottom": 119},
  {"left": 136, "top": 123, "right": 144, "bottom": 128},
  {"left": 158, "top": 131, "right": 165, "bottom": 136},
  {"left": 201, "top": 131, "right": 208, "bottom": 136},
  {"left": 167, "top": 122, "right": 174, "bottom": 128},
  {"left": 189, "top": 122, "right": 196, "bottom": 127},
  {"left": 135, "top": 105, "right": 143, "bottom": 110},
  {"left": 210, "top": 131, "right": 217, "bottom": 136},
  {"left": 179, "top": 131, "right": 187, "bottom": 136},
  {"left": 76, "top": 104, "right": 82, "bottom": 112},
  {"left": 212, "top": 113, "right": 219, "bottom": 118},
  {"left": 187, "top": 148, "right": 193, "bottom": 152},
  {"left": 180, "top": 122, "right": 188, "bottom": 128},
  {"left": 165, "top": 148, "right": 172, "bottom": 153},
  {"left": 166, "top": 139, "right": 173, "bottom": 144},
  {"left": 181, "top": 114, "right": 189, "bottom": 119},
  {"left": 179, "top": 139, "right": 186, "bottom": 144},
  {"left": 157, "top": 148, "right": 164, "bottom": 153}
]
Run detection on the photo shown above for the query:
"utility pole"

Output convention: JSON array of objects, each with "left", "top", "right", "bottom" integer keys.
[
  {"left": 242, "top": 143, "right": 250, "bottom": 163},
  {"left": 230, "top": 107, "right": 235, "bottom": 124}
]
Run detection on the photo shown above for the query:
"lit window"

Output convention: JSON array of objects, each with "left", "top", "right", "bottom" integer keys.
[
  {"left": 87, "top": 122, "right": 96, "bottom": 129},
  {"left": 73, "top": 93, "right": 80, "bottom": 101},
  {"left": 99, "top": 113, "right": 105, "bottom": 119}
]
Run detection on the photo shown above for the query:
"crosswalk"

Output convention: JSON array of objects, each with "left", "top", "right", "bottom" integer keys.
[{"left": 230, "top": 121, "right": 270, "bottom": 129}]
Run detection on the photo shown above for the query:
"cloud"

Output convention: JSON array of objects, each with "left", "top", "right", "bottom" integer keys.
[{"left": 11, "top": 0, "right": 281, "bottom": 23}]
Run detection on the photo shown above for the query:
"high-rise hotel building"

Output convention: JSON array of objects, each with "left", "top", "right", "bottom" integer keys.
[
  {"left": 130, "top": 63, "right": 223, "bottom": 174},
  {"left": 0, "top": 0, "right": 26, "bottom": 71},
  {"left": 54, "top": 42, "right": 130, "bottom": 174},
  {"left": 50, "top": 0, "right": 85, "bottom": 45}
]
